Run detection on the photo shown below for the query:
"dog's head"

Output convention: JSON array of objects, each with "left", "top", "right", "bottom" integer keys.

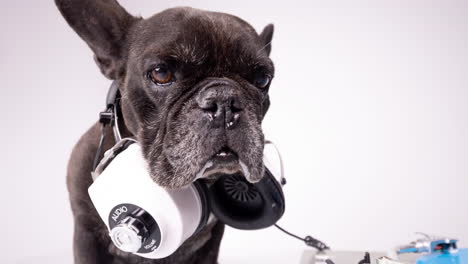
[{"left": 57, "top": 0, "right": 275, "bottom": 188}]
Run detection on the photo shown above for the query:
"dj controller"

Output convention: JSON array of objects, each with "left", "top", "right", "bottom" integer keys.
[{"left": 300, "top": 234, "right": 468, "bottom": 264}]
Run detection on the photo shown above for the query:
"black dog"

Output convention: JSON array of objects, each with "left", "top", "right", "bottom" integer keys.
[{"left": 56, "top": 0, "right": 275, "bottom": 263}]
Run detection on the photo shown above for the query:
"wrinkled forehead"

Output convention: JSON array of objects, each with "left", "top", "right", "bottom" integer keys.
[{"left": 128, "top": 7, "right": 272, "bottom": 70}]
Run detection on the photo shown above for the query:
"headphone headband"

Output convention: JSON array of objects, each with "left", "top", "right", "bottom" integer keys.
[{"left": 92, "top": 82, "right": 124, "bottom": 172}]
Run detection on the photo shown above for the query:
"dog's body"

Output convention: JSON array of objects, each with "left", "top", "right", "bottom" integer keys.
[{"left": 56, "top": 1, "right": 275, "bottom": 263}]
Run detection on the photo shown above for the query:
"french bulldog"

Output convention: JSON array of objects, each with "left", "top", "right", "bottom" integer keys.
[{"left": 55, "top": 0, "right": 275, "bottom": 263}]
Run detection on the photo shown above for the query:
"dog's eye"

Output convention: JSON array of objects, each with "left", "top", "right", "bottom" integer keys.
[
  {"left": 253, "top": 72, "right": 271, "bottom": 89},
  {"left": 148, "top": 66, "right": 174, "bottom": 85}
]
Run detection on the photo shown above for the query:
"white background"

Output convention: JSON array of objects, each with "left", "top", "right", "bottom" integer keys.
[{"left": 1, "top": 0, "right": 467, "bottom": 263}]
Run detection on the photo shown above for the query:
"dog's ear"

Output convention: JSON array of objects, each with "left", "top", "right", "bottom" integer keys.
[
  {"left": 259, "top": 24, "right": 274, "bottom": 56},
  {"left": 55, "top": 0, "right": 139, "bottom": 79}
]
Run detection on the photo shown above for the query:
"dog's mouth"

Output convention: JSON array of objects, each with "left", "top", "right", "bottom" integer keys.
[
  {"left": 195, "top": 146, "right": 251, "bottom": 181},
  {"left": 213, "top": 146, "right": 238, "bottom": 163}
]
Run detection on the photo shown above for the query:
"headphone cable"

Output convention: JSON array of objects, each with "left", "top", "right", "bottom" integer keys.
[
  {"left": 274, "top": 224, "right": 330, "bottom": 251},
  {"left": 274, "top": 224, "right": 334, "bottom": 264}
]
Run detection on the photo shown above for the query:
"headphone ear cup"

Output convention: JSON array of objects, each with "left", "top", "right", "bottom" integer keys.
[
  {"left": 261, "top": 166, "right": 285, "bottom": 211},
  {"left": 192, "top": 180, "right": 211, "bottom": 234},
  {"left": 254, "top": 167, "right": 285, "bottom": 223},
  {"left": 207, "top": 168, "right": 285, "bottom": 230}
]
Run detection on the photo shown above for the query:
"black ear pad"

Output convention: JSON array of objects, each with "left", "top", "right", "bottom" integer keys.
[
  {"left": 192, "top": 180, "right": 211, "bottom": 234},
  {"left": 207, "top": 167, "right": 285, "bottom": 230}
]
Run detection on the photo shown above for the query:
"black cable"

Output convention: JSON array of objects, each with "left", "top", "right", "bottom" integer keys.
[
  {"left": 274, "top": 224, "right": 335, "bottom": 264},
  {"left": 274, "top": 224, "right": 304, "bottom": 241},
  {"left": 274, "top": 224, "right": 330, "bottom": 251},
  {"left": 92, "top": 124, "right": 107, "bottom": 171}
]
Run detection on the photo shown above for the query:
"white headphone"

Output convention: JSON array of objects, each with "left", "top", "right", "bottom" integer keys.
[{"left": 89, "top": 137, "right": 285, "bottom": 259}]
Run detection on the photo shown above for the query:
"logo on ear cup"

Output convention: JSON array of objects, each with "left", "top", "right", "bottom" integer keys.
[
  {"left": 111, "top": 205, "right": 128, "bottom": 222},
  {"left": 108, "top": 203, "right": 162, "bottom": 253}
]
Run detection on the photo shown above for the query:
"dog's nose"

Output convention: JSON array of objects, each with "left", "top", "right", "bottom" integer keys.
[{"left": 197, "top": 85, "right": 244, "bottom": 129}]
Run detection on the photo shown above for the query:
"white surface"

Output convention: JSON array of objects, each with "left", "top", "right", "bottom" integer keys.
[
  {"left": 300, "top": 250, "right": 388, "bottom": 264},
  {"left": 1, "top": 0, "right": 468, "bottom": 263},
  {"left": 299, "top": 250, "right": 420, "bottom": 264}
]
